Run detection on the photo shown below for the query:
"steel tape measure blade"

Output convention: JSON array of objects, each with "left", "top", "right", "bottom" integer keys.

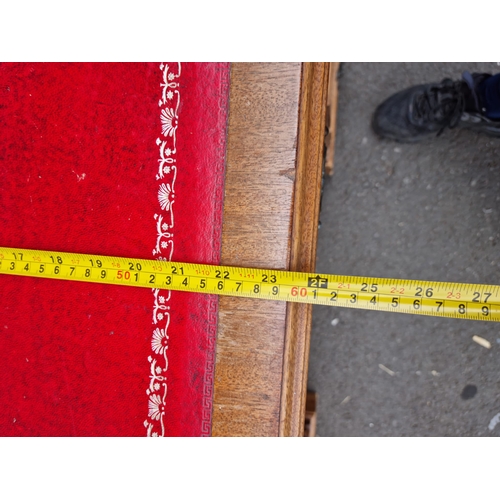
[{"left": 1, "top": 246, "right": 500, "bottom": 322}]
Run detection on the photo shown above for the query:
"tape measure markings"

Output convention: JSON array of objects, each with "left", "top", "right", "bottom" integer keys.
[{"left": 1, "top": 246, "right": 500, "bottom": 322}]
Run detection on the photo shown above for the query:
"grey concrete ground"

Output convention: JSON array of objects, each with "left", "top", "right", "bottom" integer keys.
[{"left": 308, "top": 63, "right": 500, "bottom": 436}]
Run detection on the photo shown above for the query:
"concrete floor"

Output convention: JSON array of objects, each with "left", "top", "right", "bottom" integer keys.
[{"left": 308, "top": 62, "right": 500, "bottom": 436}]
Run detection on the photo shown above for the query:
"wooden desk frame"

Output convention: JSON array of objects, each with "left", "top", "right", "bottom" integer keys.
[{"left": 212, "top": 63, "right": 330, "bottom": 436}]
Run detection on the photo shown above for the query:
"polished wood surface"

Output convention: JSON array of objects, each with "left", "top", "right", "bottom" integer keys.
[
  {"left": 212, "top": 63, "right": 330, "bottom": 436},
  {"left": 279, "top": 63, "right": 330, "bottom": 436}
]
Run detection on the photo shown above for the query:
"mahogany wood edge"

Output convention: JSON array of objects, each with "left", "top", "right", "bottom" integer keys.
[
  {"left": 325, "top": 62, "right": 340, "bottom": 176},
  {"left": 212, "top": 63, "right": 302, "bottom": 436},
  {"left": 278, "top": 62, "right": 330, "bottom": 437}
]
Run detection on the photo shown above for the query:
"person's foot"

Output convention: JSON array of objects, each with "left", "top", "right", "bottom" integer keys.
[{"left": 372, "top": 72, "right": 500, "bottom": 142}]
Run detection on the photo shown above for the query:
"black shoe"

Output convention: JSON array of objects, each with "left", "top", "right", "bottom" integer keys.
[{"left": 372, "top": 72, "right": 500, "bottom": 142}]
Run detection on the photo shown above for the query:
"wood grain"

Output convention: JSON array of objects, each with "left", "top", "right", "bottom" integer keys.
[
  {"left": 212, "top": 63, "right": 301, "bottom": 436},
  {"left": 212, "top": 63, "right": 329, "bottom": 436},
  {"left": 279, "top": 63, "right": 330, "bottom": 436}
]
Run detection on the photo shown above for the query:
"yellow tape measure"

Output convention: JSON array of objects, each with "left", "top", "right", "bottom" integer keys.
[{"left": 1, "top": 246, "right": 500, "bottom": 322}]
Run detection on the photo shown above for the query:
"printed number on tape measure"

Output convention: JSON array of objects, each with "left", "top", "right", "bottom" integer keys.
[{"left": 1, "top": 246, "right": 500, "bottom": 322}]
